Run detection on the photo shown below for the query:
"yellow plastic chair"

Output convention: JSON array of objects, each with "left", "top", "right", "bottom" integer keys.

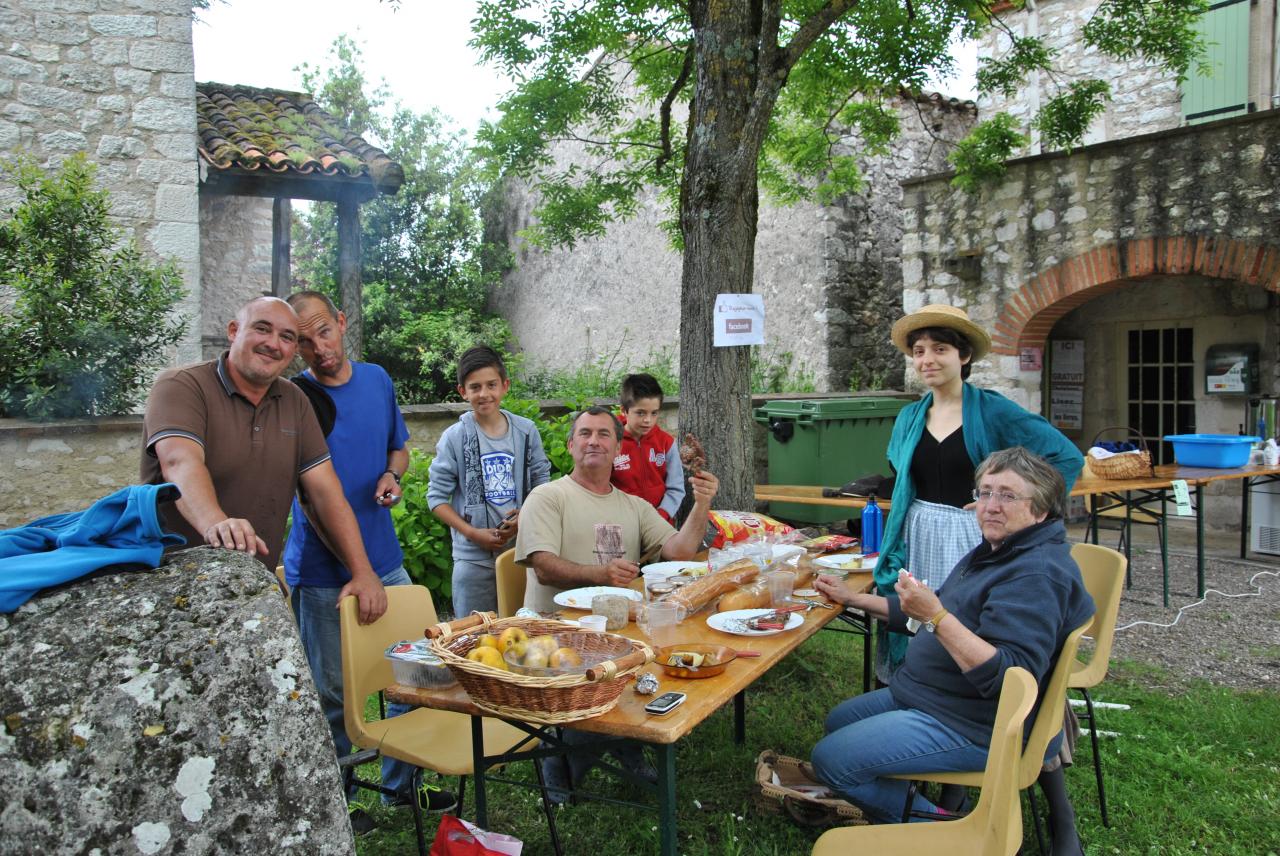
[
  {"left": 340, "top": 585, "right": 540, "bottom": 855},
  {"left": 887, "top": 620, "right": 1091, "bottom": 845},
  {"left": 274, "top": 565, "right": 290, "bottom": 599},
  {"left": 813, "top": 667, "right": 1038, "bottom": 856},
  {"left": 1068, "top": 542, "right": 1128, "bottom": 827},
  {"left": 495, "top": 548, "right": 526, "bottom": 618}
]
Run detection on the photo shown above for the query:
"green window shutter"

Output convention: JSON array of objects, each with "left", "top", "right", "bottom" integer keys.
[{"left": 1182, "top": 0, "right": 1251, "bottom": 125}]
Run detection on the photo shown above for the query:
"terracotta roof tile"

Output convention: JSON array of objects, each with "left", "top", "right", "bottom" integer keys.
[{"left": 195, "top": 82, "right": 404, "bottom": 194}]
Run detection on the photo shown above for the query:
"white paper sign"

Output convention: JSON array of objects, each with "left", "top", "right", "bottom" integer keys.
[
  {"left": 1050, "top": 340, "right": 1085, "bottom": 385},
  {"left": 714, "top": 293, "right": 765, "bottom": 347},
  {"left": 1050, "top": 386, "right": 1083, "bottom": 431}
]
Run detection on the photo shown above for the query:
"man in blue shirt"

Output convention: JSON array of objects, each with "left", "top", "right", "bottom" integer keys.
[{"left": 283, "top": 290, "right": 453, "bottom": 821}]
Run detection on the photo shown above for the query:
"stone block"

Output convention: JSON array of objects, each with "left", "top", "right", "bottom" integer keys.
[
  {"left": 2, "top": 101, "right": 42, "bottom": 124},
  {"left": 0, "top": 120, "right": 19, "bottom": 150},
  {"left": 132, "top": 96, "right": 191, "bottom": 132},
  {"left": 16, "top": 81, "right": 85, "bottom": 110},
  {"left": 56, "top": 63, "right": 111, "bottom": 92},
  {"left": 159, "top": 72, "right": 193, "bottom": 99},
  {"left": 147, "top": 221, "right": 200, "bottom": 262},
  {"left": 37, "top": 129, "right": 86, "bottom": 151},
  {"left": 136, "top": 157, "right": 195, "bottom": 185},
  {"left": 128, "top": 41, "right": 193, "bottom": 73},
  {"left": 153, "top": 132, "right": 195, "bottom": 160},
  {"left": 97, "top": 134, "right": 146, "bottom": 159},
  {"left": 0, "top": 79, "right": 11, "bottom": 98},
  {"left": 154, "top": 184, "right": 198, "bottom": 223},
  {"left": 0, "top": 54, "right": 46, "bottom": 81},
  {"left": 0, "top": 10, "right": 36, "bottom": 40},
  {"left": 90, "top": 37, "right": 129, "bottom": 66},
  {"left": 0, "top": 549, "right": 356, "bottom": 855},
  {"left": 89, "top": 15, "right": 158, "bottom": 38},
  {"left": 41, "top": 0, "right": 98, "bottom": 11},
  {"left": 114, "top": 67, "right": 152, "bottom": 93},
  {"left": 30, "top": 42, "right": 60, "bottom": 62},
  {"left": 108, "top": 190, "right": 153, "bottom": 219},
  {"left": 96, "top": 93, "right": 127, "bottom": 112},
  {"left": 34, "top": 13, "right": 89, "bottom": 45}
]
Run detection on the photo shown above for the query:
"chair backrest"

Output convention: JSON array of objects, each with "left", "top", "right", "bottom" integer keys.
[
  {"left": 1068, "top": 542, "right": 1127, "bottom": 690},
  {"left": 495, "top": 548, "right": 526, "bottom": 618},
  {"left": 339, "top": 585, "right": 439, "bottom": 749},
  {"left": 973, "top": 667, "right": 1039, "bottom": 855},
  {"left": 1015, "top": 620, "right": 1090, "bottom": 788},
  {"left": 274, "top": 565, "right": 290, "bottom": 599}
]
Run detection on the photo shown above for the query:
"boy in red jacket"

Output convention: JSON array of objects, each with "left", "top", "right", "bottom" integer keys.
[{"left": 611, "top": 373, "right": 685, "bottom": 522}]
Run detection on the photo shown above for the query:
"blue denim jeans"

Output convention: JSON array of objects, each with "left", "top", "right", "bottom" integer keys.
[
  {"left": 291, "top": 566, "right": 416, "bottom": 801},
  {"left": 810, "top": 687, "right": 989, "bottom": 823}
]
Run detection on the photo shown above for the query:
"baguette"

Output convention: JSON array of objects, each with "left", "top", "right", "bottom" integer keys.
[
  {"left": 664, "top": 558, "right": 760, "bottom": 612},
  {"left": 717, "top": 579, "right": 771, "bottom": 612}
]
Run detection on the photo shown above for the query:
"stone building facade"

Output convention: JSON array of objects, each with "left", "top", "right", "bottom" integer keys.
[
  {"left": 0, "top": 0, "right": 202, "bottom": 364},
  {"left": 489, "top": 93, "right": 976, "bottom": 393},
  {"left": 198, "top": 194, "right": 274, "bottom": 357}
]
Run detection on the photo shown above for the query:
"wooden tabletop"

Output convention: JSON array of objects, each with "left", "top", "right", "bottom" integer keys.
[
  {"left": 754, "top": 484, "right": 889, "bottom": 510},
  {"left": 1071, "top": 461, "right": 1280, "bottom": 496},
  {"left": 388, "top": 569, "right": 874, "bottom": 745}
]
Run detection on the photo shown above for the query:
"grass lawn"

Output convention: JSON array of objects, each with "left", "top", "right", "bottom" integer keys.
[{"left": 352, "top": 631, "right": 1280, "bottom": 855}]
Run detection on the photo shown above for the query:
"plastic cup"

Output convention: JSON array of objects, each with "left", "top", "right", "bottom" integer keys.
[
  {"left": 578, "top": 614, "right": 608, "bottom": 633},
  {"left": 643, "top": 571, "right": 670, "bottom": 602},
  {"left": 637, "top": 601, "right": 683, "bottom": 648},
  {"left": 767, "top": 570, "right": 797, "bottom": 606}
]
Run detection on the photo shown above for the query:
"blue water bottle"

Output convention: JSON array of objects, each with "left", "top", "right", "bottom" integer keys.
[{"left": 861, "top": 493, "right": 883, "bottom": 553}]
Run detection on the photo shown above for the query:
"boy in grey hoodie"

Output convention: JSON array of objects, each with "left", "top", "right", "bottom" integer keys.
[{"left": 428, "top": 346, "right": 551, "bottom": 616}]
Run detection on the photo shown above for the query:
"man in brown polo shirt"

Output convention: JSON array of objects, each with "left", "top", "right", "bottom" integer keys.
[{"left": 141, "top": 296, "right": 387, "bottom": 623}]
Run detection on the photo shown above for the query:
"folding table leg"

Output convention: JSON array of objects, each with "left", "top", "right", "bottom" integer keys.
[
  {"left": 656, "top": 743, "right": 678, "bottom": 856},
  {"left": 1242, "top": 477, "right": 1251, "bottom": 559},
  {"left": 1195, "top": 483, "right": 1206, "bottom": 598},
  {"left": 1160, "top": 488, "right": 1168, "bottom": 606},
  {"left": 471, "top": 716, "right": 489, "bottom": 828}
]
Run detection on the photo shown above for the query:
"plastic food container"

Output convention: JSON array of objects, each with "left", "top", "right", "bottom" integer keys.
[
  {"left": 385, "top": 639, "right": 457, "bottom": 689},
  {"left": 1163, "top": 434, "right": 1259, "bottom": 468}
]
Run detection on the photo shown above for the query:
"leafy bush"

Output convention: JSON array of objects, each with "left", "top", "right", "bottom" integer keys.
[
  {"left": 0, "top": 155, "right": 187, "bottom": 419},
  {"left": 509, "top": 341, "right": 680, "bottom": 402},
  {"left": 502, "top": 394, "right": 593, "bottom": 479},
  {"left": 391, "top": 448, "right": 454, "bottom": 610}
]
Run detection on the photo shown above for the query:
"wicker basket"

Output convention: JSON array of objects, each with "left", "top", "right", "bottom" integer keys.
[
  {"left": 1086, "top": 426, "right": 1154, "bottom": 480},
  {"left": 426, "top": 612, "right": 653, "bottom": 725}
]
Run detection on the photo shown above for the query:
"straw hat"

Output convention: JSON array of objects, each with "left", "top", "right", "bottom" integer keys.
[{"left": 890, "top": 304, "right": 991, "bottom": 361}]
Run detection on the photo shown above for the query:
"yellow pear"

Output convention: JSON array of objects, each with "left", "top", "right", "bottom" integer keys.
[
  {"left": 474, "top": 634, "right": 499, "bottom": 650},
  {"left": 528, "top": 635, "right": 559, "bottom": 656},
  {"left": 548, "top": 647, "right": 583, "bottom": 669},
  {"left": 522, "top": 649, "right": 550, "bottom": 670},
  {"left": 497, "top": 627, "right": 530, "bottom": 654},
  {"left": 466, "top": 646, "right": 507, "bottom": 670}
]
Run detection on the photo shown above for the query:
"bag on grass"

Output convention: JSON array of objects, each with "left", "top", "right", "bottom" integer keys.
[
  {"left": 753, "top": 749, "right": 867, "bottom": 828},
  {"left": 430, "top": 815, "right": 522, "bottom": 856}
]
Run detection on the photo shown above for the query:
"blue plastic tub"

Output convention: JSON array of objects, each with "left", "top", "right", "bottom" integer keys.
[{"left": 1163, "top": 434, "right": 1260, "bottom": 468}]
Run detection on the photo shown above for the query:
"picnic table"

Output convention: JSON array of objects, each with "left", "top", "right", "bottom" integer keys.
[
  {"left": 757, "top": 460, "right": 1280, "bottom": 607},
  {"left": 387, "top": 568, "right": 875, "bottom": 856}
]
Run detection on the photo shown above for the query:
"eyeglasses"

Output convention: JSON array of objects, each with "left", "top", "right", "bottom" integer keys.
[{"left": 972, "top": 488, "right": 1034, "bottom": 506}]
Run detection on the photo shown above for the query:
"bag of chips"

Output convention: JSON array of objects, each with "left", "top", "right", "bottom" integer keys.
[{"left": 706, "top": 510, "right": 793, "bottom": 550}]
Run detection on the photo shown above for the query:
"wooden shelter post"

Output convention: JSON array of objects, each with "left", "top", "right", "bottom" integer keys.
[
  {"left": 271, "top": 197, "right": 291, "bottom": 297},
  {"left": 337, "top": 195, "right": 362, "bottom": 358}
]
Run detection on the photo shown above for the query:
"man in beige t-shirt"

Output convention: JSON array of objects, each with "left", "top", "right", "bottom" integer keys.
[{"left": 515, "top": 406, "right": 719, "bottom": 612}]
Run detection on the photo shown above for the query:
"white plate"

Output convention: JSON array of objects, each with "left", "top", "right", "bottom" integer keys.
[
  {"left": 814, "top": 555, "right": 862, "bottom": 572},
  {"left": 553, "top": 586, "right": 643, "bottom": 609},
  {"left": 641, "top": 560, "right": 706, "bottom": 579},
  {"left": 707, "top": 608, "right": 805, "bottom": 637}
]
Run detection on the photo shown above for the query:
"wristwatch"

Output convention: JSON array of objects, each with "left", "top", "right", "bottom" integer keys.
[
  {"left": 924, "top": 606, "right": 949, "bottom": 633},
  {"left": 384, "top": 469, "right": 401, "bottom": 485}
]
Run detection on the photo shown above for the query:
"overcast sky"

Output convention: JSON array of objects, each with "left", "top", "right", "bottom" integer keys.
[{"left": 192, "top": 0, "right": 977, "bottom": 140}]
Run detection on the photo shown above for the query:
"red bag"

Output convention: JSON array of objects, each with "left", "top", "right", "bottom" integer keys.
[{"left": 430, "top": 815, "right": 523, "bottom": 856}]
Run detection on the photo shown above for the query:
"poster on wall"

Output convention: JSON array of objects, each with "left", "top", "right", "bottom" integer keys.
[
  {"left": 1050, "top": 340, "right": 1085, "bottom": 385},
  {"left": 1050, "top": 386, "right": 1084, "bottom": 431}
]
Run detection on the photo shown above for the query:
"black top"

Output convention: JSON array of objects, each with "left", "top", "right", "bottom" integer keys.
[{"left": 910, "top": 425, "right": 974, "bottom": 508}]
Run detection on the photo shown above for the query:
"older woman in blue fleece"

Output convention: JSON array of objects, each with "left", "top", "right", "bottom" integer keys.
[{"left": 812, "top": 447, "right": 1095, "bottom": 855}]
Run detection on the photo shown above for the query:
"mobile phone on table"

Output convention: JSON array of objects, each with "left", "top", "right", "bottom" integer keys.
[{"left": 644, "top": 692, "right": 687, "bottom": 715}]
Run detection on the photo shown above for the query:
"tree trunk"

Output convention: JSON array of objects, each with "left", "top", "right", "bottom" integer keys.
[{"left": 680, "top": 2, "right": 785, "bottom": 510}]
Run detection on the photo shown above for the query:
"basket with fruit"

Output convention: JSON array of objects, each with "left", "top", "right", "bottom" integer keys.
[{"left": 426, "top": 613, "right": 654, "bottom": 725}]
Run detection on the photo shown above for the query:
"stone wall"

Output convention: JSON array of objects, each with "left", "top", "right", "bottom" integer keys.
[
  {"left": 198, "top": 195, "right": 274, "bottom": 358},
  {"left": 489, "top": 94, "right": 975, "bottom": 392},
  {"left": 0, "top": 0, "right": 202, "bottom": 364},
  {"left": 978, "top": 0, "right": 1183, "bottom": 150}
]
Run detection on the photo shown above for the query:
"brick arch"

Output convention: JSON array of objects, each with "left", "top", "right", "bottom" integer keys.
[{"left": 990, "top": 235, "right": 1280, "bottom": 356}]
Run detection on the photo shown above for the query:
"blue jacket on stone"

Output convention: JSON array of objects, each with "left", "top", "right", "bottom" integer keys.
[
  {"left": 886, "top": 517, "right": 1095, "bottom": 748},
  {"left": 0, "top": 483, "right": 186, "bottom": 612}
]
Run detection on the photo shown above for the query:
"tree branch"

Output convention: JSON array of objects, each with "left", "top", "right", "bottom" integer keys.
[
  {"left": 657, "top": 44, "right": 694, "bottom": 174},
  {"left": 782, "top": 0, "right": 859, "bottom": 71}
]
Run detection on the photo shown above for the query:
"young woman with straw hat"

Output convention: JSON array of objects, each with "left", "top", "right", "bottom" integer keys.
[{"left": 868, "top": 304, "right": 1082, "bottom": 682}]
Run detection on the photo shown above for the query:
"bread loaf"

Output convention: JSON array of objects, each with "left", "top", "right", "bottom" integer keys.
[
  {"left": 717, "top": 580, "right": 771, "bottom": 612},
  {"left": 664, "top": 558, "right": 760, "bottom": 612}
]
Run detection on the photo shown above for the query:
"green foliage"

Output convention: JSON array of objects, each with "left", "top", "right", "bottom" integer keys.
[
  {"left": 947, "top": 113, "right": 1028, "bottom": 192},
  {"left": 390, "top": 449, "right": 453, "bottom": 608},
  {"left": 975, "top": 35, "right": 1056, "bottom": 97},
  {"left": 293, "top": 36, "right": 512, "bottom": 402},
  {"left": 751, "top": 349, "right": 817, "bottom": 395},
  {"left": 1083, "top": 0, "right": 1210, "bottom": 84},
  {"left": 501, "top": 395, "right": 584, "bottom": 479},
  {"left": 1033, "top": 79, "right": 1112, "bottom": 152},
  {"left": 0, "top": 155, "right": 187, "bottom": 419},
  {"left": 508, "top": 340, "right": 679, "bottom": 403}
]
